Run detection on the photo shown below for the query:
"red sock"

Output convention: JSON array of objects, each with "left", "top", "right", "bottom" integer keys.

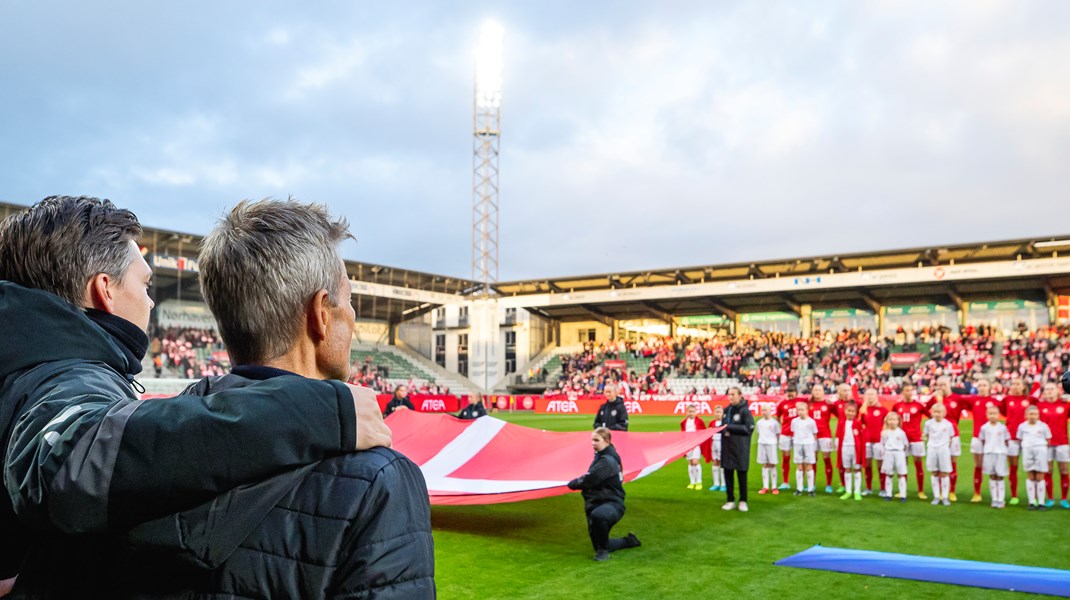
[
  {"left": 950, "top": 462, "right": 958, "bottom": 492},
  {"left": 915, "top": 458, "right": 925, "bottom": 492},
  {"left": 881, "top": 474, "right": 888, "bottom": 493},
  {"left": 1045, "top": 472, "right": 1054, "bottom": 498},
  {"left": 839, "top": 464, "right": 846, "bottom": 487},
  {"left": 865, "top": 465, "right": 873, "bottom": 490},
  {"left": 1009, "top": 468, "right": 1018, "bottom": 499},
  {"left": 782, "top": 456, "right": 791, "bottom": 485},
  {"left": 824, "top": 456, "right": 834, "bottom": 487},
  {"left": 973, "top": 466, "right": 983, "bottom": 495},
  {"left": 1062, "top": 474, "right": 1069, "bottom": 501}
]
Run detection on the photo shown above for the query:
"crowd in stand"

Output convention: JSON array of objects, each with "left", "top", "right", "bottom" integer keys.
[
  {"left": 544, "top": 324, "right": 1050, "bottom": 397},
  {"left": 149, "top": 326, "right": 229, "bottom": 379},
  {"left": 346, "top": 357, "right": 451, "bottom": 395}
]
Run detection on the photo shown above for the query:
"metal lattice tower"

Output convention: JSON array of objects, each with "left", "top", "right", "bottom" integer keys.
[{"left": 472, "top": 21, "right": 503, "bottom": 290}]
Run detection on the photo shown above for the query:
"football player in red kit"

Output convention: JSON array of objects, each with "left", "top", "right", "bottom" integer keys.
[
  {"left": 969, "top": 379, "right": 1002, "bottom": 504},
  {"left": 1037, "top": 381, "right": 1070, "bottom": 509},
  {"left": 1001, "top": 378, "right": 1032, "bottom": 505},
  {"left": 892, "top": 383, "right": 929, "bottom": 499},
  {"left": 929, "top": 376, "right": 968, "bottom": 502},
  {"left": 860, "top": 388, "right": 889, "bottom": 496},
  {"left": 775, "top": 385, "right": 801, "bottom": 491},
  {"left": 808, "top": 383, "right": 838, "bottom": 493}
]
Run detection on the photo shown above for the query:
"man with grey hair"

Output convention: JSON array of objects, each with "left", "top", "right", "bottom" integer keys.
[
  {"left": 0, "top": 196, "right": 392, "bottom": 597},
  {"left": 594, "top": 382, "right": 629, "bottom": 431},
  {"left": 128, "top": 199, "right": 433, "bottom": 598}
]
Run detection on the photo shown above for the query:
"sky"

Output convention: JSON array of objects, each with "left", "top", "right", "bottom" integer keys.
[{"left": 2, "top": 1, "right": 1069, "bottom": 281}]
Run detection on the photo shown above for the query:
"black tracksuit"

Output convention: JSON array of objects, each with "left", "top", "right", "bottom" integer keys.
[
  {"left": 593, "top": 398, "right": 629, "bottom": 431},
  {"left": 568, "top": 446, "right": 635, "bottom": 553},
  {"left": 458, "top": 402, "right": 487, "bottom": 419},
  {"left": 720, "top": 400, "right": 755, "bottom": 503},
  {"left": 383, "top": 395, "right": 415, "bottom": 416}
]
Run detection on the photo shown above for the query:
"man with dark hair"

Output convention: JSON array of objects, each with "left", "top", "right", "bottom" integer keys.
[{"left": 0, "top": 196, "right": 392, "bottom": 596}]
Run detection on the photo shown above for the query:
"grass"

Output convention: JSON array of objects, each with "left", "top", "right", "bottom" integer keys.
[{"left": 432, "top": 414, "right": 1069, "bottom": 600}]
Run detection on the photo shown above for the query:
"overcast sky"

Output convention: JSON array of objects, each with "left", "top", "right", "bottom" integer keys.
[{"left": 2, "top": 1, "right": 1068, "bottom": 281}]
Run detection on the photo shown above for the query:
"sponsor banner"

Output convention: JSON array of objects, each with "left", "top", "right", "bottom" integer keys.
[
  {"left": 151, "top": 254, "right": 199, "bottom": 273},
  {"left": 376, "top": 394, "right": 463, "bottom": 413},
  {"left": 889, "top": 353, "right": 922, "bottom": 365},
  {"left": 741, "top": 311, "right": 797, "bottom": 323},
  {"left": 812, "top": 308, "right": 871, "bottom": 319},
  {"left": 886, "top": 304, "right": 955, "bottom": 316},
  {"left": 156, "top": 300, "right": 217, "bottom": 330},
  {"left": 679, "top": 314, "right": 727, "bottom": 325},
  {"left": 1057, "top": 296, "right": 1068, "bottom": 323},
  {"left": 537, "top": 394, "right": 907, "bottom": 416},
  {"left": 603, "top": 359, "right": 627, "bottom": 369}
]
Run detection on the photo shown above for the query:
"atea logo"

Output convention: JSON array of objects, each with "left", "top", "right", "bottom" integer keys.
[
  {"left": 546, "top": 400, "right": 579, "bottom": 413},
  {"left": 421, "top": 399, "right": 447, "bottom": 411},
  {"left": 674, "top": 401, "right": 711, "bottom": 415},
  {"left": 625, "top": 401, "right": 642, "bottom": 414}
]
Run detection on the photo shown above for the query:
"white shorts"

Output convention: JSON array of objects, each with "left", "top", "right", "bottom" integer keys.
[
  {"left": 686, "top": 447, "right": 702, "bottom": 461},
  {"left": 907, "top": 442, "right": 925, "bottom": 457},
  {"left": 1049, "top": 445, "right": 1070, "bottom": 464},
  {"left": 951, "top": 436, "right": 961, "bottom": 457},
  {"left": 1023, "top": 446, "right": 1049, "bottom": 473},
  {"left": 926, "top": 447, "right": 952, "bottom": 473},
  {"left": 970, "top": 437, "right": 983, "bottom": 455},
  {"left": 840, "top": 446, "right": 859, "bottom": 470},
  {"left": 881, "top": 450, "right": 907, "bottom": 475},
  {"left": 758, "top": 443, "right": 778, "bottom": 465},
  {"left": 866, "top": 442, "right": 884, "bottom": 461},
  {"left": 794, "top": 442, "right": 817, "bottom": 465},
  {"left": 983, "top": 453, "right": 1009, "bottom": 477},
  {"left": 818, "top": 438, "right": 833, "bottom": 454},
  {"left": 712, "top": 440, "right": 722, "bottom": 461},
  {"left": 778, "top": 434, "right": 793, "bottom": 452},
  {"left": 1008, "top": 440, "right": 1021, "bottom": 458}
]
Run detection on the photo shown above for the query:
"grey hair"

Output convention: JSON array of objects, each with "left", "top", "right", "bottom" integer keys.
[
  {"left": 0, "top": 196, "right": 142, "bottom": 305},
  {"left": 198, "top": 199, "right": 353, "bottom": 365}
]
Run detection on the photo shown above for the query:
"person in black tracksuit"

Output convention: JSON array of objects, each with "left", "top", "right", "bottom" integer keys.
[
  {"left": 384, "top": 385, "right": 415, "bottom": 416},
  {"left": 567, "top": 427, "right": 641, "bottom": 561},
  {"left": 458, "top": 394, "right": 488, "bottom": 419},
  {"left": 721, "top": 387, "right": 756, "bottom": 511},
  {"left": 593, "top": 382, "right": 629, "bottom": 431}
]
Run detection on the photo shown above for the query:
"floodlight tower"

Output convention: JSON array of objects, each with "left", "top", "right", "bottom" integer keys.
[{"left": 472, "top": 20, "right": 503, "bottom": 292}]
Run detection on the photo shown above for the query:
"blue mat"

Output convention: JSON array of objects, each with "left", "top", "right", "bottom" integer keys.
[{"left": 775, "top": 545, "right": 1070, "bottom": 597}]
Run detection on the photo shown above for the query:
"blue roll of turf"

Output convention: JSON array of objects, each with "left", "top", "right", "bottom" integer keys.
[{"left": 775, "top": 545, "right": 1070, "bottom": 597}]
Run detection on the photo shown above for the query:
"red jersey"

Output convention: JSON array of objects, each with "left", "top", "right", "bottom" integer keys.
[
  {"left": 892, "top": 401, "right": 928, "bottom": 443},
  {"left": 777, "top": 399, "right": 800, "bottom": 437},
  {"left": 1038, "top": 400, "right": 1070, "bottom": 447},
  {"left": 969, "top": 396, "right": 1002, "bottom": 437},
  {"left": 836, "top": 417, "right": 865, "bottom": 467},
  {"left": 861, "top": 404, "right": 889, "bottom": 444},
  {"left": 1002, "top": 395, "right": 1033, "bottom": 441},
  {"left": 925, "top": 395, "right": 967, "bottom": 436},
  {"left": 679, "top": 417, "right": 713, "bottom": 462},
  {"left": 809, "top": 401, "right": 837, "bottom": 439}
]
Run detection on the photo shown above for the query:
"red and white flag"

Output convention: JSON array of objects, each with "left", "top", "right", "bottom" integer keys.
[{"left": 388, "top": 411, "right": 720, "bottom": 506}]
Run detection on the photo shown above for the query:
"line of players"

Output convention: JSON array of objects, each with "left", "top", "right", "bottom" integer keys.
[{"left": 759, "top": 377, "right": 1069, "bottom": 509}]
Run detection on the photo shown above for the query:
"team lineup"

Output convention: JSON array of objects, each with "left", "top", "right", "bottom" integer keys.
[{"left": 679, "top": 376, "right": 1070, "bottom": 510}]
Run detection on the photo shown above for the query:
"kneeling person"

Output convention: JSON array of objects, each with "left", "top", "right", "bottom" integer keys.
[{"left": 568, "top": 428, "right": 640, "bottom": 561}]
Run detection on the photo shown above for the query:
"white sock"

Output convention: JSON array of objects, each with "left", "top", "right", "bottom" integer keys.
[
  {"left": 691, "top": 465, "right": 699, "bottom": 485},
  {"left": 763, "top": 467, "right": 772, "bottom": 490},
  {"left": 898, "top": 476, "right": 907, "bottom": 498},
  {"left": 989, "top": 479, "right": 997, "bottom": 503},
  {"left": 1027, "top": 480, "right": 1037, "bottom": 505},
  {"left": 709, "top": 467, "right": 717, "bottom": 486},
  {"left": 796, "top": 469, "right": 804, "bottom": 491},
  {"left": 1038, "top": 480, "right": 1047, "bottom": 504},
  {"left": 940, "top": 476, "right": 950, "bottom": 500},
  {"left": 806, "top": 470, "right": 815, "bottom": 491},
  {"left": 931, "top": 475, "right": 940, "bottom": 500},
  {"left": 854, "top": 471, "right": 862, "bottom": 495},
  {"left": 884, "top": 475, "right": 892, "bottom": 497},
  {"left": 997, "top": 479, "right": 1005, "bottom": 503}
]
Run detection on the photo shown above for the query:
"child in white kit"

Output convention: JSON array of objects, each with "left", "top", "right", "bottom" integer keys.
[
  {"left": 791, "top": 402, "right": 819, "bottom": 496},
  {"left": 709, "top": 405, "right": 725, "bottom": 491},
  {"left": 881, "top": 412, "right": 909, "bottom": 502},
  {"left": 756, "top": 404, "right": 781, "bottom": 495},
  {"left": 923, "top": 403, "right": 955, "bottom": 506},
  {"left": 978, "top": 405, "right": 1010, "bottom": 509},
  {"left": 1017, "top": 405, "right": 1053, "bottom": 510}
]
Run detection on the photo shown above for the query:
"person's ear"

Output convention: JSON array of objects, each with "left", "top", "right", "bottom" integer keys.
[
  {"left": 85, "top": 273, "right": 116, "bottom": 313},
  {"left": 309, "top": 288, "right": 331, "bottom": 342}
]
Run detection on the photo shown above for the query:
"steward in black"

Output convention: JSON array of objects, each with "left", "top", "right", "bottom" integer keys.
[
  {"left": 721, "top": 393, "right": 755, "bottom": 504},
  {"left": 384, "top": 393, "right": 415, "bottom": 416},
  {"left": 567, "top": 435, "right": 639, "bottom": 560},
  {"left": 593, "top": 398, "right": 629, "bottom": 431},
  {"left": 457, "top": 399, "right": 487, "bottom": 420},
  {"left": 0, "top": 282, "right": 362, "bottom": 590}
]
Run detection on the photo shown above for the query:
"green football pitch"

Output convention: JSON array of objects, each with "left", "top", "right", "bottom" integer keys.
[{"left": 432, "top": 414, "right": 1068, "bottom": 600}]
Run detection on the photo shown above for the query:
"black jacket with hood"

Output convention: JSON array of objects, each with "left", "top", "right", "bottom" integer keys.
[
  {"left": 593, "top": 398, "right": 629, "bottom": 431},
  {"left": 567, "top": 445, "right": 625, "bottom": 515},
  {"left": 0, "top": 282, "right": 369, "bottom": 594}
]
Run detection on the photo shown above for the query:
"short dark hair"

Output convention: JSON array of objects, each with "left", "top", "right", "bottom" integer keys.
[{"left": 0, "top": 196, "right": 142, "bottom": 305}]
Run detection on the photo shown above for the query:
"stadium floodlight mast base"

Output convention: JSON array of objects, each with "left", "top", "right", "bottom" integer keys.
[{"left": 472, "top": 19, "right": 503, "bottom": 295}]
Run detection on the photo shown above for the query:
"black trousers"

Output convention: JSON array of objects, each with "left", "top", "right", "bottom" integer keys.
[
  {"left": 724, "top": 468, "right": 748, "bottom": 502},
  {"left": 586, "top": 504, "right": 628, "bottom": 552}
]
